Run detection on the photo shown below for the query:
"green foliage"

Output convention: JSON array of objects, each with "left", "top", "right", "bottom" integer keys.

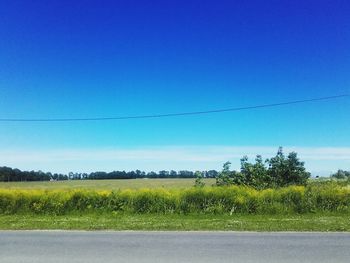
[
  {"left": 331, "top": 170, "right": 350, "bottom": 180},
  {"left": 215, "top": 162, "right": 237, "bottom": 186},
  {"left": 268, "top": 147, "right": 310, "bottom": 187},
  {"left": 194, "top": 171, "right": 205, "bottom": 188},
  {"left": 1, "top": 183, "right": 349, "bottom": 215},
  {"left": 239, "top": 155, "right": 270, "bottom": 189},
  {"left": 216, "top": 147, "right": 310, "bottom": 189}
]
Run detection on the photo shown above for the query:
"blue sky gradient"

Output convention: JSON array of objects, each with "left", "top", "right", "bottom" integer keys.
[{"left": 0, "top": 0, "right": 349, "bottom": 174}]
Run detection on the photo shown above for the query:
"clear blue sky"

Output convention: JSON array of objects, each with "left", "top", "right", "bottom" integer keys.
[{"left": 0, "top": 0, "right": 349, "bottom": 174}]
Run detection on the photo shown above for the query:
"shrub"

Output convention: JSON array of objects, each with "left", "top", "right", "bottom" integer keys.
[{"left": 216, "top": 147, "right": 311, "bottom": 189}]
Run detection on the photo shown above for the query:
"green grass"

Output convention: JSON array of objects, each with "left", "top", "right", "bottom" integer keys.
[
  {"left": 1, "top": 213, "right": 350, "bottom": 231},
  {"left": 2, "top": 184, "right": 350, "bottom": 215},
  {"left": 0, "top": 178, "right": 216, "bottom": 190},
  {"left": 1, "top": 180, "right": 349, "bottom": 231}
]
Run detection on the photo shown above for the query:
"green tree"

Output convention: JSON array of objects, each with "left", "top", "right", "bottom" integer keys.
[
  {"left": 216, "top": 147, "right": 310, "bottom": 188},
  {"left": 216, "top": 161, "right": 239, "bottom": 186},
  {"left": 194, "top": 171, "right": 205, "bottom": 187},
  {"left": 331, "top": 170, "right": 350, "bottom": 180},
  {"left": 267, "top": 147, "right": 310, "bottom": 187},
  {"left": 240, "top": 155, "right": 270, "bottom": 189},
  {"left": 216, "top": 161, "right": 230, "bottom": 186}
]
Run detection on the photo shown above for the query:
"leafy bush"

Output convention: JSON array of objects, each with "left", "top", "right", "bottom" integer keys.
[{"left": 216, "top": 147, "right": 310, "bottom": 189}]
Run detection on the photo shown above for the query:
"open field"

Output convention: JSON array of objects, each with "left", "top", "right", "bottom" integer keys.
[
  {"left": 1, "top": 213, "right": 350, "bottom": 231},
  {"left": 1, "top": 184, "right": 350, "bottom": 214},
  {"left": 1, "top": 181, "right": 349, "bottom": 231},
  {"left": 0, "top": 178, "right": 216, "bottom": 190}
]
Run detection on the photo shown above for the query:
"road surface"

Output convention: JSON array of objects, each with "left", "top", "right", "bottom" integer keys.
[{"left": 0, "top": 231, "right": 349, "bottom": 263}]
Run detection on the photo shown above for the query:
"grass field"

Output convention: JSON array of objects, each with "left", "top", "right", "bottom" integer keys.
[
  {"left": 1, "top": 213, "right": 350, "bottom": 231},
  {"left": 0, "top": 178, "right": 216, "bottom": 190},
  {"left": 1, "top": 179, "right": 350, "bottom": 231}
]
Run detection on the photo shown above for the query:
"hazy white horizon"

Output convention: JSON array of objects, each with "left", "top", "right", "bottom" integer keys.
[{"left": 1, "top": 145, "right": 349, "bottom": 176}]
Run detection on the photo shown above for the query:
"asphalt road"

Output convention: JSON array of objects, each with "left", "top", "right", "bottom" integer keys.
[{"left": 1, "top": 231, "right": 349, "bottom": 263}]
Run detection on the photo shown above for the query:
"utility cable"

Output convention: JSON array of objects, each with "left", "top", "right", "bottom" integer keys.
[{"left": 0, "top": 94, "right": 348, "bottom": 122}]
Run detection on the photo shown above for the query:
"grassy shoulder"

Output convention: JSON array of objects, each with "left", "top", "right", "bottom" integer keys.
[{"left": 1, "top": 213, "right": 350, "bottom": 231}]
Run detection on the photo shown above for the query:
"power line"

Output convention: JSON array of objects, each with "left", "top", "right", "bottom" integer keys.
[{"left": 0, "top": 94, "right": 348, "bottom": 122}]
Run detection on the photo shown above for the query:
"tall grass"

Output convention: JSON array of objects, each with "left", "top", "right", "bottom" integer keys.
[{"left": 1, "top": 183, "right": 350, "bottom": 215}]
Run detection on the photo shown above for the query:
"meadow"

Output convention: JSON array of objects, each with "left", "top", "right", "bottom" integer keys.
[
  {"left": 1, "top": 182, "right": 350, "bottom": 215},
  {"left": 1, "top": 179, "right": 349, "bottom": 231},
  {"left": 0, "top": 178, "right": 216, "bottom": 190}
]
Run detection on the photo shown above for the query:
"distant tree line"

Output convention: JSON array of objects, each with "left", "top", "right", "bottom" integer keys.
[
  {"left": 0, "top": 167, "right": 219, "bottom": 182},
  {"left": 85, "top": 170, "right": 219, "bottom": 180},
  {"left": 0, "top": 167, "right": 67, "bottom": 182},
  {"left": 1, "top": 147, "right": 344, "bottom": 188},
  {"left": 331, "top": 170, "right": 350, "bottom": 180}
]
